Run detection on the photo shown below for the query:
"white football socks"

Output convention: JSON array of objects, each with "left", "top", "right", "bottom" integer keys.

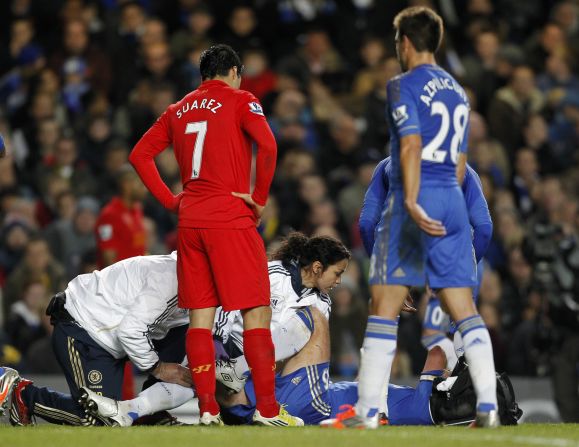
[
  {"left": 355, "top": 316, "right": 398, "bottom": 419},
  {"left": 123, "top": 382, "right": 195, "bottom": 420},
  {"left": 453, "top": 330, "right": 464, "bottom": 358},
  {"left": 457, "top": 315, "right": 498, "bottom": 411}
]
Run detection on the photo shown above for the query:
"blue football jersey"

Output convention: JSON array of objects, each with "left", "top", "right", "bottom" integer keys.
[
  {"left": 387, "top": 64, "right": 470, "bottom": 188},
  {"left": 359, "top": 157, "right": 492, "bottom": 262}
]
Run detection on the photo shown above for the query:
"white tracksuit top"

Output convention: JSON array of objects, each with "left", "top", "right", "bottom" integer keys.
[
  {"left": 215, "top": 260, "right": 331, "bottom": 351},
  {"left": 64, "top": 252, "right": 189, "bottom": 371}
]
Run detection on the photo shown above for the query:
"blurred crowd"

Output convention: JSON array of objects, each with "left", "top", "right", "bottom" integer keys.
[{"left": 0, "top": 0, "right": 578, "bottom": 383}]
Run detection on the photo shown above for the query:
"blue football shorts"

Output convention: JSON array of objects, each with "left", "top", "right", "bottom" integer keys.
[
  {"left": 221, "top": 362, "right": 332, "bottom": 425},
  {"left": 328, "top": 380, "right": 434, "bottom": 425},
  {"left": 369, "top": 186, "right": 477, "bottom": 289}
]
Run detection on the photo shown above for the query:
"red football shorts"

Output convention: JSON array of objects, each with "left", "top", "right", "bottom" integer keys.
[{"left": 177, "top": 227, "right": 270, "bottom": 311}]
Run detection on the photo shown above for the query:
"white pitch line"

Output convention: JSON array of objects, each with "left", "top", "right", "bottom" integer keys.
[
  {"left": 449, "top": 434, "right": 577, "bottom": 447},
  {"left": 359, "top": 430, "right": 578, "bottom": 447}
]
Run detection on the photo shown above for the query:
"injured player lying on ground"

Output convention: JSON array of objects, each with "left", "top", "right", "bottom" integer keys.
[{"left": 77, "top": 306, "right": 522, "bottom": 427}]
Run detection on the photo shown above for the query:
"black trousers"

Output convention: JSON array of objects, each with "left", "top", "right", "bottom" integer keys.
[{"left": 21, "top": 320, "right": 188, "bottom": 425}]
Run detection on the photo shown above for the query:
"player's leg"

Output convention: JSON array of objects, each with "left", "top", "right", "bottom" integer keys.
[
  {"left": 80, "top": 326, "right": 193, "bottom": 428},
  {"left": 187, "top": 306, "right": 218, "bottom": 423},
  {"left": 346, "top": 193, "right": 423, "bottom": 427},
  {"left": 210, "top": 226, "right": 289, "bottom": 423},
  {"left": 126, "top": 325, "right": 191, "bottom": 425},
  {"left": 178, "top": 228, "right": 220, "bottom": 423},
  {"left": 424, "top": 186, "right": 498, "bottom": 427},
  {"left": 240, "top": 304, "right": 281, "bottom": 420},
  {"left": 448, "top": 259, "right": 484, "bottom": 361},
  {"left": 439, "top": 288, "right": 498, "bottom": 426},
  {"left": 324, "top": 348, "right": 446, "bottom": 427},
  {"left": 355, "top": 283, "right": 408, "bottom": 424},
  {"left": 453, "top": 331, "right": 464, "bottom": 357},
  {"left": 421, "top": 294, "right": 457, "bottom": 370},
  {"left": 80, "top": 380, "right": 196, "bottom": 427},
  {"left": 388, "top": 347, "right": 447, "bottom": 426},
  {"left": 11, "top": 320, "right": 124, "bottom": 426}
]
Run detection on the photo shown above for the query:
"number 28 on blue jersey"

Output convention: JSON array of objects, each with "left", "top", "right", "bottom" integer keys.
[{"left": 386, "top": 64, "right": 470, "bottom": 188}]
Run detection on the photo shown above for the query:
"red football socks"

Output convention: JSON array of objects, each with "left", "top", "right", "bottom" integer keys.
[
  {"left": 121, "top": 362, "right": 135, "bottom": 400},
  {"left": 243, "top": 328, "right": 279, "bottom": 418},
  {"left": 186, "top": 328, "right": 219, "bottom": 416}
]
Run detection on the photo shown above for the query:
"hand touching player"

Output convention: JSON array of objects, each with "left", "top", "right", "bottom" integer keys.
[
  {"left": 231, "top": 192, "right": 264, "bottom": 225},
  {"left": 405, "top": 201, "right": 446, "bottom": 237},
  {"left": 401, "top": 294, "right": 417, "bottom": 313},
  {"left": 151, "top": 362, "right": 193, "bottom": 387}
]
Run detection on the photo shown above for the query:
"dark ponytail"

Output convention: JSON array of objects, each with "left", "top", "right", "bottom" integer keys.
[{"left": 270, "top": 231, "right": 351, "bottom": 271}]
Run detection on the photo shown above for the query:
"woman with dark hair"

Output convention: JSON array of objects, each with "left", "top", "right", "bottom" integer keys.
[
  {"left": 269, "top": 231, "right": 351, "bottom": 295},
  {"left": 214, "top": 232, "right": 351, "bottom": 394}
]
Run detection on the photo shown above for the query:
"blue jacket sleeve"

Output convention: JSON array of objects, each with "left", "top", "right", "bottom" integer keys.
[
  {"left": 359, "top": 158, "right": 390, "bottom": 257},
  {"left": 463, "top": 165, "right": 493, "bottom": 262}
]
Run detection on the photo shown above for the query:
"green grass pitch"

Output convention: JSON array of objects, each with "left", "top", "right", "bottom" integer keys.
[{"left": 1, "top": 424, "right": 578, "bottom": 447}]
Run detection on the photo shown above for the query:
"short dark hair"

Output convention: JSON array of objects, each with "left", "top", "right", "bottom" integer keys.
[
  {"left": 199, "top": 44, "right": 243, "bottom": 81},
  {"left": 394, "top": 7, "right": 443, "bottom": 53}
]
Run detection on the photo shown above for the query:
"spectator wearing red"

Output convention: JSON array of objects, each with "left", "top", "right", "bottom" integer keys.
[
  {"left": 240, "top": 48, "right": 277, "bottom": 101},
  {"left": 95, "top": 165, "right": 146, "bottom": 269}
]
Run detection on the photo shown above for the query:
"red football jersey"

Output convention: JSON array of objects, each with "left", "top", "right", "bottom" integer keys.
[
  {"left": 130, "top": 80, "right": 276, "bottom": 229},
  {"left": 95, "top": 197, "right": 146, "bottom": 267}
]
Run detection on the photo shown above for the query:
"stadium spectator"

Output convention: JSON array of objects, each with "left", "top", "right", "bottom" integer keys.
[
  {"left": 268, "top": 88, "right": 317, "bottom": 154},
  {"left": 170, "top": 5, "right": 215, "bottom": 60},
  {"left": 487, "top": 65, "right": 545, "bottom": 156},
  {"left": 277, "top": 28, "right": 348, "bottom": 93},
  {"left": 44, "top": 195, "right": 98, "bottom": 280},
  {"left": 512, "top": 148, "right": 541, "bottom": 216},
  {"left": 352, "top": 36, "right": 388, "bottom": 99},
  {"left": 36, "top": 134, "right": 97, "bottom": 198},
  {"left": 522, "top": 113, "right": 561, "bottom": 174},
  {"left": 222, "top": 5, "right": 263, "bottom": 56},
  {"left": 3, "top": 237, "right": 66, "bottom": 319},
  {"left": 0, "top": 221, "right": 32, "bottom": 284},
  {"left": 337, "top": 148, "right": 381, "bottom": 231},
  {"left": 80, "top": 113, "right": 115, "bottom": 175},
  {"left": 95, "top": 165, "right": 146, "bottom": 269},
  {"left": 5, "top": 277, "right": 49, "bottom": 357},
  {"left": 0, "top": 18, "right": 36, "bottom": 76},
  {"left": 49, "top": 18, "right": 112, "bottom": 97},
  {"left": 240, "top": 48, "right": 277, "bottom": 102},
  {"left": 524, "top": 22, "right": 566, "bottom": 74},
  {"left": 139, "top": 42, "right": 186, "bottom": 95},
  {"left": 360, "top": 56, "right": 400, "bottom": 152},
  {"left": 320, "top": 113, "right": 362, "bottom": 183},
  {"left": 107, "top": 1, "right": 147, "bottom": 104}
]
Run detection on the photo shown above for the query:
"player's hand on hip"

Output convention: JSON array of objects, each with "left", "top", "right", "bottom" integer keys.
[
  {"left": 151, "top": 362, "right": 193, "bottom": 387},
  {"left": 401, "top": 294, "right": 417, "bottom": 313},
  {"left": 169, "top": 192, "right": 184, "bottom": 214},
  {"left": 405, "top": 202, "right": 446, "bottom": 236},
  {"left": 231, "top": 192, "right": 264, "bottom": 225}
]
